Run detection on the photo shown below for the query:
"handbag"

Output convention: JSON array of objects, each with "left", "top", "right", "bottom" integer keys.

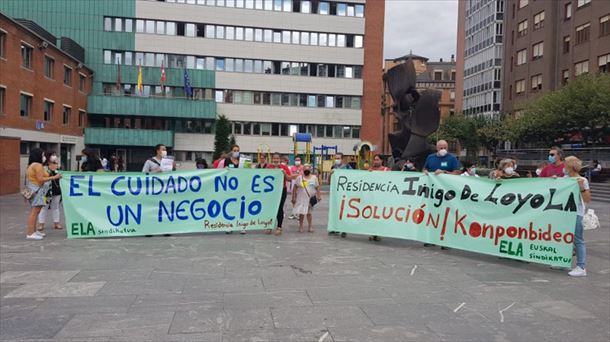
[
  {"left": 582, "top": 209, "right": 600, "bottom": 230},
  {"left": 302, "top": 177, "right": 318, "bottom": 207},
  {"left": 20, "top": 170, "right": 37, "bottom": 200}
]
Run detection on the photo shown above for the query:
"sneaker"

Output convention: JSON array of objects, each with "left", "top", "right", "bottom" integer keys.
[
  {"left": 26, "top": 233, "right": 43, "bottom": 240},
  {"left": 568, "top": 266, "right": 587, "bottom": 277},
  {"left": 288, "top": 214, "right": 295, "bottom": 219},
  {"left": 340, "top": 232, "right": 347, "bottom": 238},
  {"left": 35, "top": 231, "right": 46, "bottom": 237},
  {"left": 240, "top": 229, "right": 246, "bottom": 235}
]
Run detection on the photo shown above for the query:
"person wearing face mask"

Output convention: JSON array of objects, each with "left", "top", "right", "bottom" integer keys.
[
  {"left": 291, "top": 164, "right": 320, "bottom": 233},
  {"left": 329, "top": 152, "right": 352, "bottom": 237},
  {"left": 401, "top": 159, "right": 417, "bottom": 172},
  {"left": 288, "top": 156, "right": 304, "bottom": 219},
  {"left": 142, "top": 144, "right": 174, "bottom": 173},
  {"left": 540, "top": 146, "right": 565, "bottom": 178},
  {"left": 460, "top": 161, "right": 479, "bottom": 177},
  {"left": 563, "top": 156, "right": 591, "bottom": 277},
  {"left": 496, "top": 159, "right": 520, "bottom": 179},
  {"left": 423, "top": 140, "right": 461, "bottom": 176},
  {"left": 367, "top": 155, "right": 390, "bottom": 241},
  {"left": 195, "top": 158, "right": 208, "bottom": 169},
  {"left": 81, "top": 148, "right": 105, "bottom": 172},
  {"left": 266, "top": 153, "right": 295, "bottom": 235},
  {"left": 224, "top": 145, "right": 241, "bottom": 169},
  {"left": 38, "top": 154, "right": 63, "bottom": 233}
]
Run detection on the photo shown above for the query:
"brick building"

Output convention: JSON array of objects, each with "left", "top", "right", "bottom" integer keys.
[{"left": 0, "top": 12, "right": 93, "bottom": 193}]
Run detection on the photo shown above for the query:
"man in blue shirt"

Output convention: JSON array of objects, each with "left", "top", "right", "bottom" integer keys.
[{"left": 423, "top": 140, "right": 461, "bottom": 175}]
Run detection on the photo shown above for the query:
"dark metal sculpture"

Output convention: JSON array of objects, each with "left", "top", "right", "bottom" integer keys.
[{"left": 383, "top": 59, "right": 441, "bottom": 170}]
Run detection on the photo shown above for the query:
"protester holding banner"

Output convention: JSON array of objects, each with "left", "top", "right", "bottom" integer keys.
[
  {"left": 266, "top": 153, "right": 294, "bottom": 235},
  {"left": 565, "top": 156, "right": 592, "bottom": 277},
  {"left": 368, "top": 154, "right": 390, "bottom": 241},
  {"left": 460, "top": 161, "right": 479, "bottom": 177},
  {"left": 195, "top": 158, "right": 208, "bottom": 169},
  {"left": 256, "top": 154, "right": 269, "bottom": 169},
  {"left": 37, "top": 154, "right": 63, "bottom": 233},
  {"left": 330, "top": 153, "right": 353, "bottom": 237},
  {"left": 224, "top": 145, "right": 241, "bottom": 169},
  {"left": 81, "top": 148, "right": 104, "bottom": 172},
  {"left": 24, "top": 148, "right": 61, "bottom": 240},
  {"left": 291, "top": 164, "right": 320, "bottom": 233},
  {"left": 423, "top": 140, "right": 460, "bottom": 176},
  {"left": 288, "top": 156, "right": 304, "bottom": 219},
  {"left": 540, "top": 146, "right": 565, "bottom": 177},
  {"left": 495, "top": 159, "right": 521, "bottom": 179},
  {"left": 401, "top": 159, "right": 417, "bottom": 172}
]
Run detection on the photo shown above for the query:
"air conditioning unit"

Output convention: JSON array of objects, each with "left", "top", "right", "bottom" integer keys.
[{"left": 39, "top": 41, "right": 49, "bottom": 49}]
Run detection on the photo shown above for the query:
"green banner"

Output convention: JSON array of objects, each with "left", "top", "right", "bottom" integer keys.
[
  {"left": 328, "top": 170, "right": 581, "bottom": 267},
  {"left": 60, "top": 169, "right": 283, "bottom": 238}
]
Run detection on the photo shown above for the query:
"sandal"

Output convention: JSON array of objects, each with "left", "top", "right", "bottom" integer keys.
[
  {"left": 36, "top": 223, "right": 44, "bottom": 232},
  {"left": 54, "top": 224, "right": 63, "bottom": 230},
  {"left": 274, "top": 228, "right": 282, "bottom": 236},
  {"left": 308, "top": 228, "right": 314, "bottom": 233},
  {"left": 264, "top": 229, "right": 273, "bottom": 235}
]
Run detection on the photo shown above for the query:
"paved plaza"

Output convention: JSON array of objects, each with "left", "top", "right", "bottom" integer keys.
[{"left": 1, "top": 192, "right": 609, "bottom": 342}]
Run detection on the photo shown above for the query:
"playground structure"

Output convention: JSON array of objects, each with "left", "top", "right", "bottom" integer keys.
[
  {"left": 293, "top": 133, "right": 312, "bottom": 164},
  {"left": 257, "top": 144, "right": 271, "bottom": 164}
]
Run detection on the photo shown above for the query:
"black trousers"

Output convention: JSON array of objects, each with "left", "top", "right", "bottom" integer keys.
[{"left": 277, "top": 187, "right": 287, "bottom": 228}]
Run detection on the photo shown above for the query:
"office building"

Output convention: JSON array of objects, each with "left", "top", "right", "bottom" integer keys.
[
  {"left": 502, "top": 0, "right": 610, "bottom": 113},
  {"left": 1, "top": 0, "right": 384, "bottom": 170},
  {"left": 455, "top": 0, "right": 505, "bottom": 118},
  {"left": 0, "top": 13, "right": 93, "bottom": 193}
]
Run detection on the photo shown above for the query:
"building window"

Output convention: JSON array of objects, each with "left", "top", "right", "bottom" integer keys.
[
  {"left": 64, "top": 66, "right": 73, "bottom": 86},
  {"left": 530, "top": 74, "right": 542, "bottom": 90},
  {"left": 575, "top": 23, "right": 590, "bottom": 44},
  {"left": 43, "top": 100, "right": 53, "bottom": 121},
  {"left": 434, "top": 71, "right": 443, "bottom": 81},
  {"left": 0, "top": 87, "right": 5, "bottom": 114},
  {"left": 318, "top": 1, "right": 329, "bottom": 15},
  {"left": 0, "top": 31, "right": 5, "bottom": 59},
  {"left": 515, "top": 80, "right": 525, "bottom": 94},
  {"left": 104, "top": 17, "right": 112, "bottom": 31},
  {"left": 601, "top": 15, "right": 610, "bottom": 37},
  {"left": 21, "top": 43, "right": 33, "bottom": 69},
  {"left": 518, "top": 0, "right": 528, "bottom": 9},
  {"left": 44, "top": 56, "right": 54, "bottom": 78},
  {"left": 562, "top": 69, "right": 570, "bottom": 85},
  {"left": 78, "top": 110, "right": 86, "bottom": 127},
  {"left": 517, "top": 49, "right": 527, "bottom": 65},
  {"left": 565, "top": 3, "right": 572, "bottom": 19},
  {"left": 355, "top": 5, "right": 364, "bottom": 17},
  {"left": 575, "top": 60, "right": 589, "bottom": 76},
  {"left": 20, "top": 93, "right": 32, "bottom": 117},
  {"left": 517, "top": 20, "right": 528, "bottom": 37},
  {"left": 63, "top": 106, "right": 71, "bottom": 125},
  {"left": 599, "top": 54, "right": 610, "bottom": 73},
  {"left": 532, "top": 42, "right": 543, "bottom": 60},
  {"left": 577, "top": 0, "right": 591, "bottom": 8},
  {"left": 533, "top": 11, "right": 545, "bottom": 30},
  {"left": 563, "top": 36, "right": 570, "bottom": 53},
  {"left": 79, "top": 74, "right": 86, "bottom": 92}
]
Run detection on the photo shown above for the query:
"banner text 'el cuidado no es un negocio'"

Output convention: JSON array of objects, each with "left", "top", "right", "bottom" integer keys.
[{"left": 59, "top": 169, "right": 283, "bottom": 238}]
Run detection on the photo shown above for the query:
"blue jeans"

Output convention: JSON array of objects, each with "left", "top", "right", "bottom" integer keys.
[{"left": 575, "top": 215, "right": 586, "bottom": 268}]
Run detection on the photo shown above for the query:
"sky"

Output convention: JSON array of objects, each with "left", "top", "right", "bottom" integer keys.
[{"left": 384, "top": 0, "right": 459, "bottom": 62}]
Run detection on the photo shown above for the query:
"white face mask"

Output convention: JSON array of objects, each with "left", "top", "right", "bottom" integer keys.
[
  {"left": 504, "top": 167, "right": 514, "bottom": 175},
  {"left": 535, "top": 168, "right": 542, "bottom": 176},
  {"left": 42, "top": 155, "right": 46, "bottom": 164},
  {"left": 514, "top": 164, "right": 518, "bottom": 170},
  {"left": 406, "top": 163, "right": 414, "bottom": 169},
  {"left": 294, "top": 161, "right": 301, "bottom": 166},
  {"left": 232, "top": 151, "right": 240, "bottom": 159},
  {"left": 161, "top": 150, "right": 167, "bottom": 158},
  {"left": 335, "top": 159, "right": 341, "bottom": 165},
  {"left": 438, "top": 149, "right": 448, "bottom": 157}
]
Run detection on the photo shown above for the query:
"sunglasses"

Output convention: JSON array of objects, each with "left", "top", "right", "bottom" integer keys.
[{"left": 549, "top": 153, "right": 556, "bottom": 156}]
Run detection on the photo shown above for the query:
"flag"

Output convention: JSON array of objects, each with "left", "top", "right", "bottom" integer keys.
[
  {"left": 183, "top": 68, "right": 193, "bottom": 98},
  {"left": 160, "top": 61, "right": 167, "bottom": 85},
  {"left": 116, "top": 63, "right": 121, "bottom": 90},
  {"left": 137, "top": 62, "right": 143, "bottom": 94}
]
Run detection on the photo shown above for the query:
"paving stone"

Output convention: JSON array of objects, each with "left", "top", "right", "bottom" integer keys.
[
  {"left": 69, "top": 269, "right": 153, "bottom": 282},
  {"left": 97, "top": 279, "right": 185, "bottom": 295},
  {"left": 223, "top": 290, "right": 312, "bottom": 309},
  {"left": 183, "top": 277, "right": 264, "bottom": 294},
  {"left": 0, "top": 313, "right": 73, "bottom": 340},
  {"left": 330, "top": 325, "right": 441, "bottom": 342},
  {"left": 271, "top": 305, "right": 373, "bottom": 329},
  {"left": 54, "top": 312, "right": 175, "bottom": 339},
  {"left": 0, "top": 270, "right": 79, "bottom": 284},
  {"left": 169, "top": 308, "right": 274, "bottom": 333},
  {"left": 220, "top": 328, "right": 330, "bottom": 342},
  {"left": 530, "top": 300, "right": 597, "bottom": 320},
  {"left": 5, "top": 281, "right": 105, "bottom": 298},
  {"left": 0, "top": 297, "right": 45, "bottom": 318},
  {"left": 129, "top": 293, "right": 223, "bottom": 313},
  {"left": 31, "top": 295, "right": 136, "bottom": 315}
]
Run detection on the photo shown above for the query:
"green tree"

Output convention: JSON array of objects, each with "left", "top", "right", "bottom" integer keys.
[
  {"left": 436, "top": 114, "right": 480, "bottom": 160},
  {"left": 213, "top": 114, "right": 231, "bottom": 160},
  {"left": 229, "top": 134, "right": 236, "bottom": 147},
  {"left": 511, "top": 73, "right": 610, "bottom": 145}
]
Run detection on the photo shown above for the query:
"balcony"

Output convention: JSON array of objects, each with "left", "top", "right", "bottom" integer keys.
[
  {"left": 87, "top": 95, "right": 216, "bottom": 119},
  {"left": 85, "top": 127, "right": 174, "bottom": 147}
]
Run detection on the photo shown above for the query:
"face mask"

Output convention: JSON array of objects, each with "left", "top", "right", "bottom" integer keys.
[
  {"left": 406, "top": 163, "right": 414, "bottom": 169},
  {"left": 295, "top": 161, "right": 301, "bottom": 166},
  {"left": 513, "top": 164, "right": 518, "bottom": 170},
  {"left": 81, "top": 156, "right": 87, "bottom": 163},
  {"left": 232, "top": 152, "right": 240, "bottom": 159},
  {"left": 42, "top": 155, "right": 46, "bottom": 164},
  {"left": 470, "top": 167, "right": 476, "bottom": 174},
  {"left": 438, "top": 149, "right": 448, "bottom": 157},
  {"left": 504, "top": 167, "right": 514, "bottom": 175},
  {"left": 548, "top": 155, "right": 556, "bottom": 163},
  {"left": 161, "top": 151, "right": 167, "bottom": 158},
  {"left": 535, "top": 168, "right": 542, "bottom": 176},
  {"left": 304, "top": 170, "right": 311, "bottom": 176},
  {"left": 196, "top": 164, "right": 204, "bottom": 169},
  {"left": 334, "top": 159, "right": 341, "bottom": 165}
]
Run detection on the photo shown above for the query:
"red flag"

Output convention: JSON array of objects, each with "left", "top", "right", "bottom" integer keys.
[{"left": 160, "top": 61, "right": 167, "bottom": 86}]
